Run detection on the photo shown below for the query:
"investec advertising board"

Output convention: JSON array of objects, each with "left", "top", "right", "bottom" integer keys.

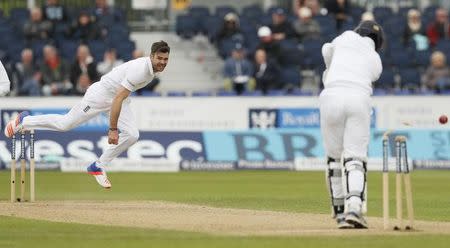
[{"left": 1, "top": 96, "right": 450, "bottom": 171}]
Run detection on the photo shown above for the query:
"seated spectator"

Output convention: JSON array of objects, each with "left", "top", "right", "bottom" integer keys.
[
  {"left": 426, "top": 8, "right": 450, "bottom": 47},
  {"left": 23, "top": 7, "right": 53, "bottom": 44},
  {"left": 12, "top": 49, "right": 41, "bottom": 96},
  {"left": 216, "top": 13, "right": 243, "bottom": 46},
  {"left": 292, "top": 7, "right": 321, "bottom": 42},
  {"left": 67, "top": 11, "right": 104, "bottom": 43},
  {"left": 70, "top": 44, "right": 99, "bottom": 90},
  {"left": 325, "top": 0, "right": 351, "bottom": 30},
  {"left": 257, "top": 26, "right": 282, "bottom": 63},
  {"left": 90, "top": 0, "right": 121, "bottom": 25},
  {"left": 293, "top": 0, "right": 322, "bottom": 17},
  {"left": 97, "top": 48, "right": 124, "bottom": 75},
  {"left": 269, "top": 8, "right": 295, "bottom": 41},
  {"left": 403, "top": 9, "right": 428, "bottom": 49},
  {"left": 423, "top": 51, "right": 450, "bottom": 91},
  {"left": 42, "top": 0, "right": 68, "bottom": 24},
  {"left": 223, "top": 43, "right": 254, "bottom": 94},
  {"left": 72, "top": 73, "right": 92, "bottom": 95},
  {"left": 40, "top": 45, "right": 71, "bottom": 95},
  {"left": 253, "top": 49, "right": 281, "bottom": 94}
]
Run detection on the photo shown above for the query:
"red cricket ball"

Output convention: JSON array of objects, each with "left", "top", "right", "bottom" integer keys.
[{"left": 439, "top": 115, "right": 448, "bottom": 124}]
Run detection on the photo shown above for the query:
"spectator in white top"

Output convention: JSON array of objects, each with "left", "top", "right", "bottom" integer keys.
[
  {"left": 97, "top": 48, "right": 124, "bottom": 75},
  {"left": 320, "top": 20, "right": 383, "bottom": 229},
  {"left": 4, "top": 41, "right": 171, "bottom": 189},
  {"left": 0, "top": 59, "right": 11, "bottom": 96}
]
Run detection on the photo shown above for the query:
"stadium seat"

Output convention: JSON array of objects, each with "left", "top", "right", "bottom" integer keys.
[
  {"left": 350, "top": 6, "right": 365, "bottom": 22},
  {"left": 375, "top": 68, "right": 396, "bottom": 89},
  {"left": 141, "top": 91, "right": 162, "bottom": 97},
  {"left": 373, "top": 7, "right": 393, "bottom": 23},
  {"left": 176, "top": 14, "right": 196, "bottom": 38},
  {"left": 266, "top": 89, "right": 286, "bottom": 96},
  {"left": 9, "top": 8, "right": 29, "bottom": 30},
  {"left": 59, "top": 39, "right": 80, "bottom": 60},
  {"left": 189, "top": 6, "right": 210, "bottom": 34},
  {"left": 192, "top": 91, "right": 213, "bottom": 96},
  {"left": 216, "top": 90, "right": 237, "bottom": 96},
  {"left": 373, "top": 88, "right": 387, "bottom": 96},
  {"left": 203, "top": 15, "right": 223, "bottom": 42},
  {"left": 288, "top": 88, "right": 314, "bottom": 96},
  {"left": 279, "top": 39, "right": 303, "bottom": 66},
  {"left": 280, "top": 67, "right": 302, "bottom": 87},
  {"left": 87, "top": 40, "right": 108, "bottom": 62},
  {"left": 415, "top": 50, "right": 432, "bottom": 68},
  {"left": 242, "top": 90, "right": 263, "bottom": 96},
  {"left": 215, "top": 5, "right": 237, "bottom": 19},
  {"left": 399, "top": 68, "right": 421, "bottom": 89},
  {"left": 167, "top": 91, "right": 187, "bottom": 97},
  {"left": 114, "top": 40, "right": 135, "bottom": 61},
  {"left": 389, "top": 50, "right": 414, "bottom": 69},
  {"left": 241, "top": 5, "right": 263, "bottom": 21}
]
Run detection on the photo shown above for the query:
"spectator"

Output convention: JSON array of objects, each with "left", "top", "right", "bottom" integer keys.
[
  {"left": 292, "top": 7, "right": 321, "bottom": 41},
  {"left": 426, "top": 8, "right": 450, "bottom": 47},
  {"left": 72, "top": 73, "right": 92, "bottom": 96},
  {"left": 293, "top": 0, "right": 322, "bottom": 16},
  {"left": 23, "top": 8, "right": 53, "bottom": 44},
  {"left": 40, "top": 45, "right": 71, "bottom": 95},
  {"left": 257, "top": 26, "right": 282, "bottom": 63},
  {"left": 269, "top": 7, "right": 295, "bottom": 41},
  {"left": 223, "top": 43, "right": 254, "bottom": 94},
  {"left": 67, "top": 11, "right": 104, "bottom": 43},
  {"left": 42, "top": 0, "right": 68, "bottom": 24},
  {"left": 12, "top": 49, "right": 41, "bottom": 96},
  {"left": 216, "top": 13, "right": 243, "bottom": 46},
  {"left": 253, "top": 49, "right": 281, "bottom": 94},
  {"left": 90, "top": 0, "right": 121, "bottom": 25},
  {"left": 97, "top": 48, "right": 124, "bottom": 75},
  {"left": 423, "top": 51, "right": 450, "bottom": 91},
  {"left": 325, "top": 0, "right": 351, "bottom": 30},
  {"left": 70, "top": 44, "right": 99, "bottom": 90},
  {"left": 403, "top": 9, "right": 427, "bottom": 49}
]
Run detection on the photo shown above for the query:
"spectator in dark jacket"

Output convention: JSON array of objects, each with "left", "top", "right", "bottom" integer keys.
[
  {"left": 70, "top": 44, "right": 99, "bottom": 91},
  {"left": 403, "top": 9, "right": 427, "bottom": 47},
  {"left": 254, "top": 49, "right": 281, "bottom": 94},
  {"left": 23, "top": 7, "right": 53, "bottom": 44},
  {"left": 257, "top": 26, "right": 282, "bottom": 64},
  {"left": 217, "top": 13, "right": 244, "bottom": 45},
  {"left": 426, "top": 8, "right": 450, "bottom": 47},
  {"left": 12, "top": 49, "right": 42, "bottom": 96},
  {"left": 269, "top": 7, "right": 296, "bottom": 41},
  {"left": 67, "top": 11, "right": 104, "bottom": 43},
  {"left": 325, "top": 0, "right": 351, "bottom": 30}
]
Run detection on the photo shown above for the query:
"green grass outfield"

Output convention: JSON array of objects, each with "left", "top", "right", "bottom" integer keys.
[{"left": 1, "top": 171, "right": 450, "bottom": 247}]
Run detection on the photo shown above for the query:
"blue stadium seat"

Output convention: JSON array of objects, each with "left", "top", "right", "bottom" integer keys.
[
  {"left": 59, "top": 39, "right": 80, "bottom": 60},
  {"left": 87, "top": 40, "right": 108, "bottom": 62},
  {"left": 192, "top": 91, "right": 213, "bottom": 96},
  {"left": 241, "top": 5, "right": 263, "bottom": 21},
  {"left": 31, "top": 40, "right": 49, "bottom": 61},
  {"left": 203, "top": 15, "right": 222, "bottom": 42},
  {"left": 9, "top": 8, "right": 29, "bottom": 29},
  {"left": 373, "top": 88, "right": 387, "bottom": 96},
  {"left": 279, "top": 39, "right": 303, "bottom": 66},
  {"left": 141, "top": 91, "right": 162, "bottom": 97},
  {"left": 189, "top": 6, "right": 210, "bottom": 34},
  {"left": 435, "top": 39, "right": 450, "bottom": 54},
  {"left": 375, "top": 68, "right": 396, "bottom": 89},
  {"left": 373, "top": 7, "right": 393, "bottom": 23},
  {"left": 266, "top": 89, "right": 286, "bottom": 96},
  {"left": 176, "top": 14, "right": 196, "bottom": 38},
  {"left": 350, "top": 6, "right": 365, "bottom": 22},
  {"left": 167, "top": 91, "right": 187, "bottom": 97},
  {"left": 216, "top": 90, "right": 237, "bottom": 96},
  {"left": 280, "top": 67, "right": 301, "bottom": 87},
  {"left": 242, "top": 90, "right": 263, "bottom": 96},
  {"left": 215, "top": 5, "right": 237, "bottom": 19},
  {"left": 399, "top": 68, "right": 421, "bottom": 89},
  {"left": 398, "top": 7, "right": 413, "bottom": 17},
  {"left": 389, "top": 50, "right": 414, "bottom": 68},
  {"left": 114, "top": 40, "right": 135, "bottom": 61},
  {"left": 288, "top": 88, "right": 314, "bottom": 96},
  {"left": 415, "top": 50, "right": 432, "bottom": 68}
]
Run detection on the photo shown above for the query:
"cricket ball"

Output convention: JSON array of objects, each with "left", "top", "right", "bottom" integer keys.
[{"left": 439, "top": 115, "right": 448, "bottom": 124}]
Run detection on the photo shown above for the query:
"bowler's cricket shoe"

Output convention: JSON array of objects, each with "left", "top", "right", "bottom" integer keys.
[
  {"left": 336, "top": 214, "right": 354, "bottom": 229},
  {"left": 345, "top": 211, "right": 368, "bottom": 229},
  {"left": 87, "top": 162, "right": 112, "bottom": 189},
  {"left": 4, "top": 111, "right": 29, "bottom": 138}
]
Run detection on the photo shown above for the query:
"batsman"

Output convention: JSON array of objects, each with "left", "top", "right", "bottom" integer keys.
[{"left": 319, "top": 20, "right": 384, "bottom": 229}]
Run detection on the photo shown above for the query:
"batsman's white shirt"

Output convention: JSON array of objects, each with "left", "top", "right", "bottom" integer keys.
[
  {"left": 0, "top": 60, "right": 11, "bottom": 96},
  {"left": 23, "top": 57, "right": 156, "bottom": 165},
  {"left": 319, "top": 31, "right": 382, "bottom": 159}
]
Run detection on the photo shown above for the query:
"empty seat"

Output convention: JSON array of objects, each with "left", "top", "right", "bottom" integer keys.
[
  {"left": 399, "top": 68, "right": 421, "bottom": 89},
  {"left": 167, "top": 91, "right": 186, "bottom": 97}
]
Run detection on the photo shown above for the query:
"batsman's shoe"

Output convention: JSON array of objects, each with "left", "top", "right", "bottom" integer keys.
[
  {"left": 345, "top": 211, "right": 368, "bottom": 229},
  {"left": 336, "top": 214, "right": 354, "bottom": 229},
  {"left": 4, "top": 111, "right": 29, "bottom": 138},
  {"left": 87, "top": 162, "right": 112, "bottom": 189}
]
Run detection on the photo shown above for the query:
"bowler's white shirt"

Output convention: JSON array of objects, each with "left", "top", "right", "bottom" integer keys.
[
  {"left": 0, "top": 60, "right": 11, "bottom": 96},
  {"left": 322, "top": 31, "right": 382, "bottom": 95},
  {"left": 99, "top": 57, "right": 156, "bottom": 95}
]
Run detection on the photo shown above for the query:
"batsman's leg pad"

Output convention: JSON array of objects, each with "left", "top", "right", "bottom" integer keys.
[
  {"left": 326, "top": 157, "right": 345, "bottom": 217},
  {"left": 343, "top": 157, "right": 367, "bottom": 213}
]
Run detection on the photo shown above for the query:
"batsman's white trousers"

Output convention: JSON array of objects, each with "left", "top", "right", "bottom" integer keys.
[
  {"left": 22, "top": 83, "right": 139, "bottom": 165},
  {"left": 319, "top": 86, "right": 372, "bottom": 160}
]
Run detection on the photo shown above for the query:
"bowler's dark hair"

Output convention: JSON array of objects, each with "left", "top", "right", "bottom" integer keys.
[{"left": 151, "top": 41, "right": 170, "bottom": 55}]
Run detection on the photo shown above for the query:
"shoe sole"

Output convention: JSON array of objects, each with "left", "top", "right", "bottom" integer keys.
[{"left": 345, "top": 214, "right": 368, "bottom": 229}]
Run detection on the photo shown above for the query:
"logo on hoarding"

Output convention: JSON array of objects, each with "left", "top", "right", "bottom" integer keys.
[
  {"left": 249, "top": 109, "right": 277, "bottom": 129},
  {"left": 278, "top": 108, "right": 320, "bottom": 128}
]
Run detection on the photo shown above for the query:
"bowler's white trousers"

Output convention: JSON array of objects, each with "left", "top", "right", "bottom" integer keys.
[{"left": 22, "top": 83, "right": 139, "bottom": 165}]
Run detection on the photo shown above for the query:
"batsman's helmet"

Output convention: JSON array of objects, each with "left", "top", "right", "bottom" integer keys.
[{"left": 354, "top": 20, "right": 384, "bottom": 51}]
